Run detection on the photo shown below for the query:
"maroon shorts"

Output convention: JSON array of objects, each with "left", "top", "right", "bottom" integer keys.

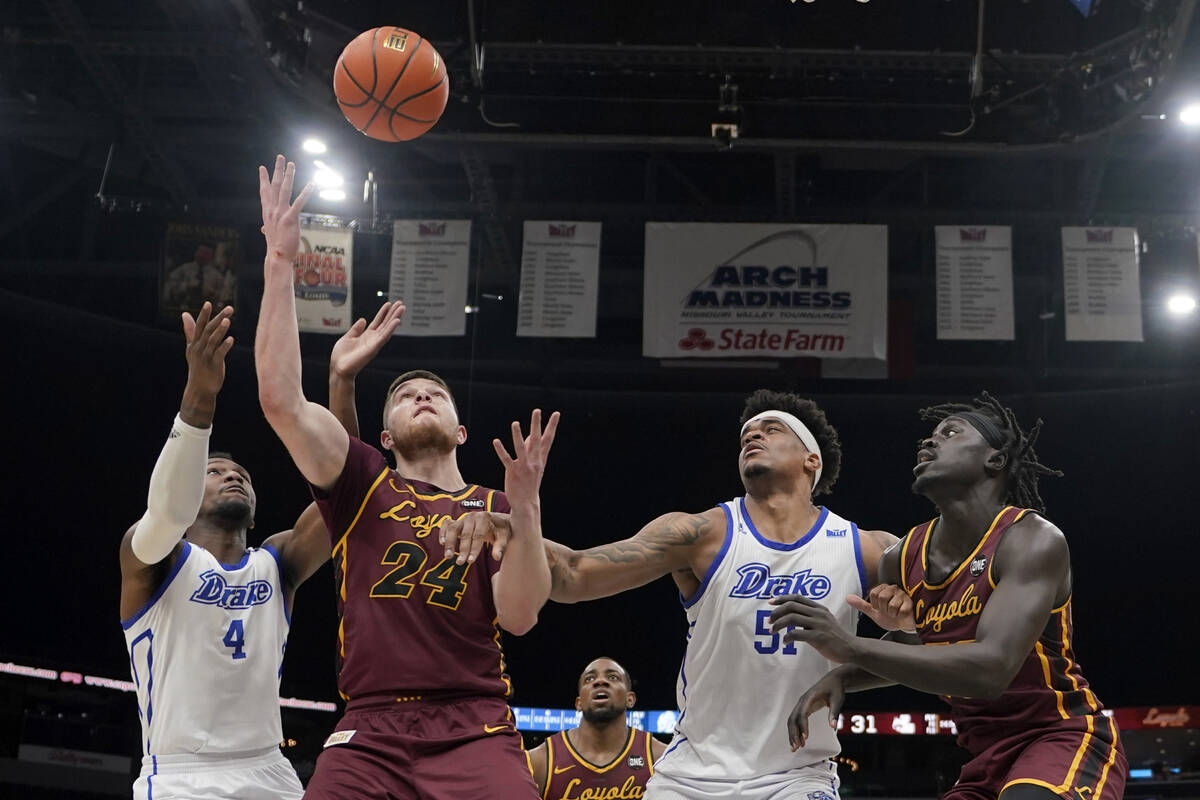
[
  {"left": 944, "top": 714, "right": 1127, "bottom": 800},
  {"left": 304, "top": 694, "right": 538, "bottom": 800}
]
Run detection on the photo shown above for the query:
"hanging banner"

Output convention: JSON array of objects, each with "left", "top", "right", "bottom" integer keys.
[
  {"left": 159, "top": 223, "right": 239, "bottom": 319},
  {"left": 935, "top": 226, "right": 1015, "bottom": 340},
  {"left": 516, "top": 221, "right": 601, "bottom": 338},
  {"left": 294, "top": 226, "right": 352, "bottom": 334},
  {"left": 1061, "top": 227, "right": 1143, "bottom": 342},
  {"left": 389, "top": 220, "right": 471, "bottom": 337},
  {"left": 643, "top": 223, "right": 887, "bottom": 359}
]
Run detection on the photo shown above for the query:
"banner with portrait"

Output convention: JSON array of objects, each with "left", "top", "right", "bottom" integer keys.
[{"left": 159, "top": 223, "right": 239, "bottom": 319}]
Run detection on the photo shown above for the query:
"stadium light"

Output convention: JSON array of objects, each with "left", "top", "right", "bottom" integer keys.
[
  {"left": 318, "top": 189, "right": 346, "bottom": 201},
  {"left": 302, "top": 138, "right": 328, "bottom": 154},
  {"left": 1166, "top": 292, "right": 1197, "bottom": 315},
  {"left": 1179, "top": 103, "right": 1200, "bottom": 126}
]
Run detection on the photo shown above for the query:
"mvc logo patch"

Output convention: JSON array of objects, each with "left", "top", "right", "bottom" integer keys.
[{"left": 969, "top": 555, "right": 988, "bottom": 577}]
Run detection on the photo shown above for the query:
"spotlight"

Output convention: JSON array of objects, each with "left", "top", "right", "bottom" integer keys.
[
  {"left": 318, "top": 188, "right": 346, "bottom": 201},
  {"left": 313, "top": 169, "right": 344, "bottom": 188},
  {"left": 1166, "top": 292, "right": 1197, "bottom": 314},
  {"left": 1179, "top": 103, "right": 1200, "bottom": 125},
  {"left": 302, "top": 138, "right": 328, "bottom": 154}
]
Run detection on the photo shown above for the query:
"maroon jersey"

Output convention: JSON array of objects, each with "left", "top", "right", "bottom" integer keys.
[
  {"left": 314, "top": 436, "right": 512, "bottom": 701},
  {"left": 900, "top": 506, "right": 1104, "bottom": 757},
  {"left": 541, "top": 728, "right": 656, "bottom": 800}
]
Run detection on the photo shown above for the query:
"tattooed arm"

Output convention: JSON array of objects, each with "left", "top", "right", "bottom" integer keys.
[{"left": 544, "top": 508, "right": 725, "bottom": 604}]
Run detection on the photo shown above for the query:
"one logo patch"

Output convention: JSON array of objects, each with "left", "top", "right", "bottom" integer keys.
[
  {"left": 460, "top": 499, "right": 485, "bottom": 509},
  {"left": 729, "top": 563, "right": 832, "bottom": 600},
  {"left": 807, "top": 792, "right": 836, "bottom": 800},
  {"left": 969, "top": 556, "right": 988, "bottom": 577},
  {"left": 826, "top": 528, "right": 846, "bottom": 538},
  {"left": 628, "top": 755, "right": 645, "bottom": 770},
  {"left": 323, "top": 730, "right": 356, "bottom": 747},
  {"left": 189, "top": 570, "right": 273, "bottom": 609}
]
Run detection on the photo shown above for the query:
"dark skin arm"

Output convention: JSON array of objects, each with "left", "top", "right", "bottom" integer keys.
[
  {"left": 528, "top": 741, "right": 550, "bottom": 796},
  {"left": 262, "top": 503, "right": 330, "bottom": 601},
  {"left": 769, "top": 514, "right": 1070, "bottom": 699}
]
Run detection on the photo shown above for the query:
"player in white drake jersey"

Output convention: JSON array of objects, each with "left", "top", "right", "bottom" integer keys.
[
  {"left": 442, "top": 389, "right": 916, "bottom": 800},
  {"left": 118, "top": 302, "right": 351, "bottom": 800}
]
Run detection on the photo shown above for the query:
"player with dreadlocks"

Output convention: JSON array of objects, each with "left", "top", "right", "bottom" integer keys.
[{"left": 770, "top": 391, "right": 1126, "bottom": 800}]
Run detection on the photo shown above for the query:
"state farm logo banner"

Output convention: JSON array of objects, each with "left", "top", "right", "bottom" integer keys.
[
  {"left": 1061, "top": 227, "right": 1143, "bottom": 342},
  {"left": 642, "top": 223, "right": 887, "bottom": 359},
  {"left": 389, "top": 220, "right": 471, "bottom": 337},
  {"left": 517, "top": 221, "right": 601, "bottom": 338},
  {"left": 935, "top": 226, "right": 1015, "bottom": 340},
  {"left": 294, "top": 226, "right": 352, "bottom": 334}
]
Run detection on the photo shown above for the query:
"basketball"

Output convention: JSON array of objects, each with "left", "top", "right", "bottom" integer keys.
[{"left": 333, "top": 27, "right": 449, "bottom": 142}]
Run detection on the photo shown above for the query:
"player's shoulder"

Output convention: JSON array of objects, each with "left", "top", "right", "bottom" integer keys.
[
  {"left": 996, "top": 511, "right": 1069, "bottom": 573},
  {"left": 1005, "top": 510, "right": 1066, "bottom": 548}
]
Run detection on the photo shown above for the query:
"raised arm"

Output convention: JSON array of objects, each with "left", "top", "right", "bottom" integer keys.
[
  {"left": 328, "top": 301, "right": 407, "bottom": 439},
  {"left": 119, "top": 303, "right": 233, "bottom": 619},
  {"left": 490, "top": 409, "right": 559, "bottom": 635},
  {"left": 254, "top": 155, "right": 349, "bottom": 490}
]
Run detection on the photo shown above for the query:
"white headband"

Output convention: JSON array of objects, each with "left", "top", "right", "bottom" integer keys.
[{"left": 740, "top": 410, "right": 824, "bottom": 491}]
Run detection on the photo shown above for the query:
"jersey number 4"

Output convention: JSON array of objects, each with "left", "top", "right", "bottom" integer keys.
[
  {"left": 370, "top": 540, "right": 470, "bottom": 610},
  {"left": 223, "top": 619, "right": 247, "bottom": 660}
]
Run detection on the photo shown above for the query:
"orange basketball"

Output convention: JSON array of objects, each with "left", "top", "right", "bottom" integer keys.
[{"left": 333, "top": 27, "right": 449, "bottom": 142}]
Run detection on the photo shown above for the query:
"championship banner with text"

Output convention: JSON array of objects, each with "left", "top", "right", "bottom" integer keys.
[
  {"left": 643, "top": 223, "right": 888, "bottom": 359},
  {"left": 1061, "top": 226, "right": 1143, "bottom": 342},
  {"left": 294, "top": 226, "right": 353, "bottom": 334},
  {"left": 159, "top": 222, "right": 239, "bottom": 319},
  {"left": 517, "top": 221, "right": 601, "bottom": 338},
  {"left": 935, "top": 226, "right": 1015, "bottom": 340},
  {"left": 389, "top": 220, "right": 472, "bottom": 337}
]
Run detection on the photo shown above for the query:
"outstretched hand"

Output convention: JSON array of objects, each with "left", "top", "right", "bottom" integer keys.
[
  {"left": 331, "top": 301, "right": 407, "bottom": 380},
  {"left": 258, "top": 154, "right": 313, "bottom": 264},
  {"left": 493, "top": 409, "right": 560, "bottom": 510},
  {"left": 847, "top": 584, "right": 916, "bottom": 632},
  {"left": 181, "top": 302, "right": 234, "bottom": 397}
]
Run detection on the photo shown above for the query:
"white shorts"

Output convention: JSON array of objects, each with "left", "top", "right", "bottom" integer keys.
[
  {"left": 133, "top": 745, "right": 303, "bottom": 800},
  {"left": 645, "top": 759, "right": 839, "bottom": 800}
]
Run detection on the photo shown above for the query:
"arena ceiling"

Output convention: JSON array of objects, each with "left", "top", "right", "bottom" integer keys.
[{"left": 3, "top": 0, "right": 1200, "bottom": 390}]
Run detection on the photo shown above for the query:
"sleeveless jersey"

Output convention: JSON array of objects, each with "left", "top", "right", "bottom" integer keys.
[
  {"left": 900, "top": 506, "right": 1104, "bottom": 756},
  {"left": 541, "top": 728, "right": 657, "bottom": 800},
  {"left": 315, "top": 436, "right": 513, "bottom": 701},
  {"left": 655, "top": 499, "right": 868, "bottom": 780},
  {"left": 121, "top": 542, "right": 290, "bottom": 756}
]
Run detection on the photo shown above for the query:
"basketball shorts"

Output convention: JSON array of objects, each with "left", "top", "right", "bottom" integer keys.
[
  {"left": 132, "top": 745, "right": 302, "bottom": 800},
  {"left": 304, "top": 694, "right": 539, "bottom": 800},
  {"left": 945, "top": 714, "right": 1127, "bottom": 800},
  {"left": 645, "top": 759, "right": 839, "bottom": 800}
]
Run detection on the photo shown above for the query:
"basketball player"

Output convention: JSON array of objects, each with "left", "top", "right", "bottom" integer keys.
[
  {"left": 530, "top": 657, "right": 666, "bottom": 800},
  {"left": 444, "top": 389, "right": 915, "bottom": 800},
  {"left": 254, "top": 154, "right": 557, "bottom": 799},
  {"left": 776, "top": 393, "right": 1126, "bottom": 800},
  {"left": 119, "top": 301, "right": 332, "bottom": 800}
]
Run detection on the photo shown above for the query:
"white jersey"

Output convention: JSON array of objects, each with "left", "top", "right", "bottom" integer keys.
[
  {"left": 122, "top": 542, "right": 291, "bottom": 757},
  {"left": 655, "top": 499, "right": 866, "bottom": 781}
]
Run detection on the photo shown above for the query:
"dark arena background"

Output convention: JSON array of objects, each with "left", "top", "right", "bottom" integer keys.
[{"left": 1, "top": 0, "right": 1198, "bottom": 797}]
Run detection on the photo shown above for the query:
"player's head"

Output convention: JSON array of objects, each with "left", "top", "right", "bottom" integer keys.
[
  {"left": 575, "top": 657, "right": 635, "bottom": 725},
  {"left": 737, "top": 389, "right": 842, "bottom": 497},
  {"left": 914, "top": 391, "right": 1062, "bottom": 513},
  {"left": 193, "top": 244, "right": 214, "bottom": 266},
  {"left": 380, "top": 371, "right": 466, "bottom": 460},
  {"left": 200, "top": 453, "right": 256, "bottom": 528}
]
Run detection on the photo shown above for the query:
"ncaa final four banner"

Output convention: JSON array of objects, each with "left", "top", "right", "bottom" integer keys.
[
  {"left": 294, "top": 225, "right": 353, "bottom": 334},
  {"left": 642, "top": 223, "right": 888, "bottom": 359}
]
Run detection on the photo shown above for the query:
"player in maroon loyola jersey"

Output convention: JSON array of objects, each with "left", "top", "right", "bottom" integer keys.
[
  {"left": 254, "top": 155, "right": 558, "bottom": 800},
  {"left": 772, "top": 392, "right": 1125, "bottom": 800}
]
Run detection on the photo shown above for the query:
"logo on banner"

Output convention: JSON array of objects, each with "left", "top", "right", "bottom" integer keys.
[
  {"left": 1142, "top": 707, "right": 1191, "bottom": 727},
  {"left": 1085, "top": 229, "right": 1113, "bottom": 243},
  {"left": 959, "top": 228, "right": 987, "bottom": 242},
  {"left": 548, "top": 223, "right": 576, "bottom": 238},
  {"left": 294, "top": 237, "right": 349, "bottom": 306},
  {"left": 678, "top": 328, "right": 715, "bottom": 351},
  {"left": 419, "top": 222, "right": 447, "bottom": 237},
  {"left": 682, "top": 230, "right": 851, "bottom": 311}
]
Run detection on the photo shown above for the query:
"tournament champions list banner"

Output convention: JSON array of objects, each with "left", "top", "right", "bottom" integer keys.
[
  {"left": 294, "top": 226, "right": 353, "bottom": 334},
  {"left": 389, "top": 220, "right": 472, "bottom": 336},
  {"left": 643, "top": 223, "right": 888, "bottom": 359}
]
